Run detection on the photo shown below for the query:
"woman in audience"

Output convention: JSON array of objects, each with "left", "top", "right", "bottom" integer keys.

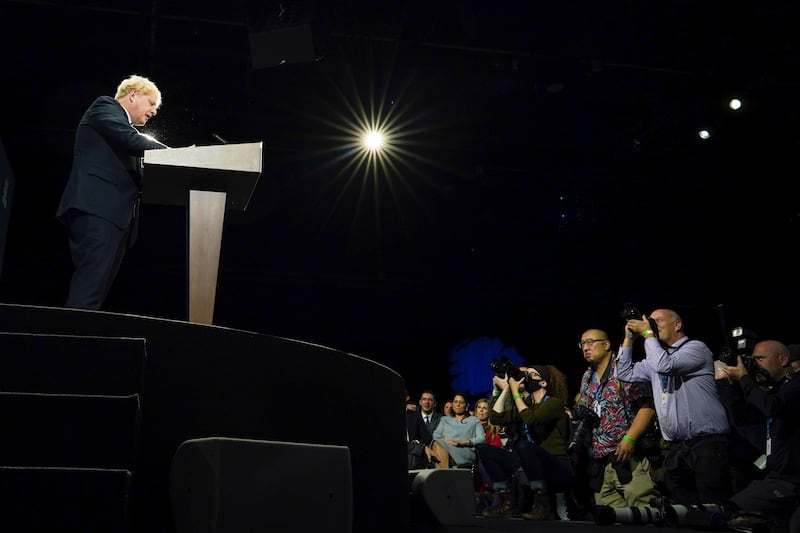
[
  {"left": 475, "top": 397, "right": 502, "bottom": 447},
  {"left": 430, "top": 393, "right": 485, "bottom": 468},
  {"left": 474, "top": 397, "right": 504, "bottom": 499}
]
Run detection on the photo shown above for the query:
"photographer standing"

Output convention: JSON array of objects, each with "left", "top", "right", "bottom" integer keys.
[
  {"left": 719, "top": 340, "right": 800, "bottom": 530},
  {"left": 478, "top": 364, "right": 574, "bottom": 520},
  {"left": 575, "top": 329, "right": 658, "bottom": 509},
  {"left": 616, "top": 308, "right": 731, "bottom": 506}
]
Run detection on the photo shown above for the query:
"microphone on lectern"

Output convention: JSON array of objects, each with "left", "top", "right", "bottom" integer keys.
[{"left": 211, "top": 133, "right": 229, "bottom": 144}]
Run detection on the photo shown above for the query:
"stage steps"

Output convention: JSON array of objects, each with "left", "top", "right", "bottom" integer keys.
[{"left": 0, "top": 332, "right": 147, "bottom": 532}]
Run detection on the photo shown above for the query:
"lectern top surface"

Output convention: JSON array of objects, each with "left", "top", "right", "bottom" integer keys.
[{"left": 143, "top": 141, "right": 262, "bottom": 173}]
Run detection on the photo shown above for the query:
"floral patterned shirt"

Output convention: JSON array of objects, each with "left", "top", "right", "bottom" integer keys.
[{"left": 578, "top": 361, "right": 652, "bottom": 459}]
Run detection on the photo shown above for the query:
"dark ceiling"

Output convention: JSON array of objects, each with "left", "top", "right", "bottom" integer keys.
[{"left": 2, "top": 0, "right": 799, "bottom": 391}]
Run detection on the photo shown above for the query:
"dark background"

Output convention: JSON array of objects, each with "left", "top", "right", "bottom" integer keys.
[{"left": 2, "top": 0, "right": 799, "bottom": 400}]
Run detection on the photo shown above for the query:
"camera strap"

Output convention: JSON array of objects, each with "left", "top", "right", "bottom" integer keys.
[{"left": 582, "top": 362, "right": 613, "bottom": 414}]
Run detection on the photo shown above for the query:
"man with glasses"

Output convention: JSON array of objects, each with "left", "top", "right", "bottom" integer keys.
[
  {"left": 616, "top": 308, "right": 731, "bottom": 506},
  {"left": 575, "top": 329, "right": 658, "bottom": 513}
]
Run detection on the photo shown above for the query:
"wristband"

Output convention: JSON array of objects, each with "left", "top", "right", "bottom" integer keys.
[
  {"left": 492, "top": 390, "right": 500, "bottom": 397},
  {"left": 622, "top": 435, "right": 636, "bottom": 444},
  {"left": 641, "top": 330, "right": 654, "bottom": 339},
  {"left": 513, "top": 393, "right": 522, "bottom": 400}
]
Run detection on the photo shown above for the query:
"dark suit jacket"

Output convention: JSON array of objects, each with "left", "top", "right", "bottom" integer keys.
[
  {"left": 407, "top": 409, "right": 432, "bottom": 446},
  {"left": 56, "top": 96, "right": 167, "bottom": 242},
  {"left": 423, "top": 411, "right": 443, "bottom": 435}
]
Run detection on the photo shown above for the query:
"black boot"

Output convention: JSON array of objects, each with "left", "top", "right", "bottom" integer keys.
[
  {"left": 482, "top": 489, "right": 521, "bottom": 518},
  {"left": 522, "top": 491, "right": 555, "bottom": 520}
]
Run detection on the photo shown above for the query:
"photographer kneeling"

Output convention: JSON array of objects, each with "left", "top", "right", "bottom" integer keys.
[
  {"left": 477, "top": 363, "right": 574, "bottom": 520},
  {"left": 718, "top": 340, "right": 800, "bottom": 530}
]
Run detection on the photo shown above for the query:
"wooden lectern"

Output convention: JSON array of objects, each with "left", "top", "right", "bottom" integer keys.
[{"left": 142, "top": 142, "right": 262, "bottom": 325}]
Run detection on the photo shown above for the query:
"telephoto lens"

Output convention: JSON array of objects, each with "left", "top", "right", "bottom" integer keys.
[
  {"left": 665, "top": 504, "right": 730, "bottom": 528},
  {"left": 595, "top": 505, "right": 664, "bottom": 526}
]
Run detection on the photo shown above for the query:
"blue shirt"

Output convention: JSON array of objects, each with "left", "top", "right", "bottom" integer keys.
[{"left": 615, "top": 337, "right": 729, "bottom": 441}]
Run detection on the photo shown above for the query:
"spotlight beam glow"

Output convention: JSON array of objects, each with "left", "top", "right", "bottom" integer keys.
[{"left": 271, "top": 45, "right": 472, "bottom": 256}]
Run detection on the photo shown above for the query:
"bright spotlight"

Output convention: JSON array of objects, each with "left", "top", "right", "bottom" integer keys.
[
  {"left": 698, "top": 129, "right": 711, "bottom": 140},
  {"left": 362, "top": 129, "right": 385, "bottom": 152},
  {"left": 728, "top": 98, "right": 742, "bottom": 111}
]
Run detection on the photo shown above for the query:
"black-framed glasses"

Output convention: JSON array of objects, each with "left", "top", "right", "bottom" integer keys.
[{"left": 577, "top": 338, "right": 608, "bottom": 349}]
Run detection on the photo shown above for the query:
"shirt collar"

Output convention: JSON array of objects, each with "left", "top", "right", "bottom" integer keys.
[{"left": 121, "top": 102, "right": 133, "bottom": 125}]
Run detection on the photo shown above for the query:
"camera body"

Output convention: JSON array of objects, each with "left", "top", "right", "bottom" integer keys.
[
  {"left": 567, "top": 404, "right": 600, "bottom": 452},
  {"left": 620, "top": 302, "right": 643, "bottom": 321},
  {"left": 620, "top": 302, "right": 658, "bottom": 335},
  {"left": 717, "top": 326, "right": 757, "bottom": 375},
  {"left": 488, "top": 357, "right": 525, "bottom": 381}
]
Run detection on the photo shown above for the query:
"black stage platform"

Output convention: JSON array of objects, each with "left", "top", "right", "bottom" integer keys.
[{"left": 0, "top": 303, "right": 407, "bottom": 533}]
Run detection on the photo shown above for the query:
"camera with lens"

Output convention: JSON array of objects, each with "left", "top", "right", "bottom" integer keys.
[
  {"left": 489, "top": 356, "right": 525, "bottom": 381},
  {"left": 620, "top": 302, "right": 658, "bottom": 334},
  {"left": 567, "top": 403, "right": 600, "bottom": 453},
  {"left": 717, "top": 326, "right": 757, "bottom": 375},
  {"left": 620, "top": 302, "right": 643, "bottom": 321}
]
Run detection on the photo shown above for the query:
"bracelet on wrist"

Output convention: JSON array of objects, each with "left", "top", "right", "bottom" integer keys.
[
  {"left": 492, "top": 390, "right": 500, "bottom": 397},
  {"left": 641, "top": 329, "right": 654, "bottom": 339},
  {"left": 622, "top": 435, "right": 636, "bottom": 444},
  {"left": 512, "top": 393, "right": 522, "bottom": 400}
]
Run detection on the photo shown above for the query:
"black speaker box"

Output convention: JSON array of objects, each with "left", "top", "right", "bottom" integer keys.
[
  {"left": 170, "top": 437, "right": 352, "bottom": 533},
  {"left": 410, "top": 469, "right": 475, "bottom": 527}
]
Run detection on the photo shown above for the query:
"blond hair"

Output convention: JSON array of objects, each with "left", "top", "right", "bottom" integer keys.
[
  {"left": 475, "top": 397, "right": 501, "bottom": 441},
  {"left": 115, "top": 75, "right": 162, "bottom": 108}
]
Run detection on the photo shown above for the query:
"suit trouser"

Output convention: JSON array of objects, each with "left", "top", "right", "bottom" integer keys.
[{"left": 65, "top": 210, "right": 130, "bottom": 310}]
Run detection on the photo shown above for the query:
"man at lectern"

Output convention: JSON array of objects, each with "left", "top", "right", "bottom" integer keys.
[{"left": 56, "top": 74, "right": 169, "bottom": 310}]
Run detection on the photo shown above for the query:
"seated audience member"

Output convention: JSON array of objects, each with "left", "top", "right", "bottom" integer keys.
[
  {"left": 718, "top": 340, "right": 800, "bottom": 530},
  {"left": 475, "top": 397, "right": 502, "bottom": 447},
  {"left": 473, "top": 396, "right": 505, "bottom": 502},
  {"left": 418, "top": 389, "right": 442, "bottom": 436},
  {"left": 442, "top": 400, "right": 455, "bottom": 417},
  {"left": 407, "top": 400, "right": 435, "bottom": 469},
  {"left": 430, "top": 393, "right": 485, "bottom": 468},
  {"left": 404, "top": 389, "right": 417, "bottom": 411},
  {"left": 480, "top": 364, "right": 574, "bottom": 521}
]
